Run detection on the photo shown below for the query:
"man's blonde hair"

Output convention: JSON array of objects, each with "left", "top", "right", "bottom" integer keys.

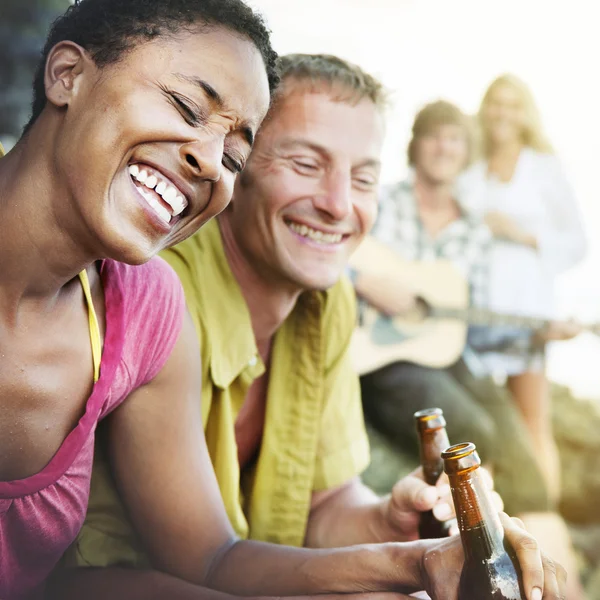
[
  {"left": 273, "top": 53, "right": 388, "bottom": 111},
  {"left": 478, "top": 74, "right": 553, "bottom": 157}
]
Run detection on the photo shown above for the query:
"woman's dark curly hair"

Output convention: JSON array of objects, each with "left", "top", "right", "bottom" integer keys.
[{"left": 24, "top": 0, "right": 278, "bottom": 132}]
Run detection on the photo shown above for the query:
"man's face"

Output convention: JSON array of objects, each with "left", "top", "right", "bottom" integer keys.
[
  {"left": 47, "top": 27, "right": 270, "bottom": 264},
  {"left": 226, "top": 91, "right": 384, "bottom": 291},
  {"left": 414, "top": 123, "right": 469, "bottom": 185}
]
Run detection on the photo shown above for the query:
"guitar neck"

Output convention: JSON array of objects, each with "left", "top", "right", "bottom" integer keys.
[{"left": 434, "top": 307, "right": 551, "bottom": 331}]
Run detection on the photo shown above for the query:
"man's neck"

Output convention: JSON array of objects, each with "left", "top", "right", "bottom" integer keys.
[
  {"left": 413, "top": 171, "right": 457, "bottom": 212},
  {"left": 218, "top": 212, "right": 302, "bottom": 351},
  {"left": 412, "top": 171, "right": 461, "bottom": 239}
]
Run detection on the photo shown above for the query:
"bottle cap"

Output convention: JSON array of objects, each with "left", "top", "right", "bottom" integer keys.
[
  {"left": 442, "top": 442, "right": 481, "bottom": 475},
  {"left": 414, "top": 407, "right": 446, "bottom": 432}
]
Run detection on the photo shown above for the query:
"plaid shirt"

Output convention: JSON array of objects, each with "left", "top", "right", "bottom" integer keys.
[{"left": 372, "top": 178, "right": 492, "bottom": 308}]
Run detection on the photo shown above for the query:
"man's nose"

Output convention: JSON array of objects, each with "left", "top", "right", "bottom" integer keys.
[{"left": 313, "top": 172, "right": 352, "bottom": 221}]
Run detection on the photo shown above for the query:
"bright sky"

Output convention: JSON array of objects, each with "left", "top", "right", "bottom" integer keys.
[{"left": 250, "top": 0, "right": 600, "bottom": 396}]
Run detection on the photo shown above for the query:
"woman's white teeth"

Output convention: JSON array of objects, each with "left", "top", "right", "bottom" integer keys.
[
  {"left": 288, "top": 221, "right": 343, "bottom": 244},
  {"left": 137, "top": 187, "right": 172, "bottom": 224},
  {"left": 155, "top": 181, "right": 167, "bottom": 195},
  {"left": 163, "top": 186, "right": 177, "bottom": 202},
  {"left": 135, "top": 169, "right": 148, "bottom": 183},
  {"left": 128, "top": 164, "right": 188, "bottom": 217},
  {"left": 145, "top": 175, "right": 158, "bottom": 189}
]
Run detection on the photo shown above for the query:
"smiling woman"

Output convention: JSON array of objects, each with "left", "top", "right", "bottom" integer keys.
[{"left": 0, "top": 0, "right": 275, "bottom": 598}]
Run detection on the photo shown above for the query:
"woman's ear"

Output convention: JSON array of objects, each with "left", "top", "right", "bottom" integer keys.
[{"left": 44, "top": 41, "right": 91, "bottom": 109}]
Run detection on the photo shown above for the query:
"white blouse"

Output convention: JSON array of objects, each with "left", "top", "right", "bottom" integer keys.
[{"left": 458, "top": 148, "right": 587, "bottom": 374}]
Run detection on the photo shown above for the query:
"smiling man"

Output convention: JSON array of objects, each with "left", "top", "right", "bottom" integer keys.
[{"left": 60, "top": 55, "right": 567, "bottom": 600}]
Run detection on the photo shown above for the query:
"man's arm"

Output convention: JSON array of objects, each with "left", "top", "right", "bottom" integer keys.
[
  {"left": 349, "top": 235, "right": 419, "bottom": 318},
  {"left": 353, "top": 270, "right": 418, "bottom": 316},
  {"left": 306, "top": 473, "right": 454, "bottom": 548},
  {"left": 306, "top": 468, "right": 506, "bottom": 548}
]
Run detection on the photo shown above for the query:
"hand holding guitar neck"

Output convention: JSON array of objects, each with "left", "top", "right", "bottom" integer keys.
[
  {"left": 349, "top": 236, "right": 596, "bottom": 375},
  {"left": 533, "top": 320, "right": 584, "bottom": 344}
]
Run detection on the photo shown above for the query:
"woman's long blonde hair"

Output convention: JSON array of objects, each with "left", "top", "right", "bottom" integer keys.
[{"left": 478, "top": 74, "right": 554, "bottom": 157}]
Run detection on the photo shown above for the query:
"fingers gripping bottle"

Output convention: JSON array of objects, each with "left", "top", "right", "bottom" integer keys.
[{"left": 443, "top": 442, "right": 525, "bottom": 600}]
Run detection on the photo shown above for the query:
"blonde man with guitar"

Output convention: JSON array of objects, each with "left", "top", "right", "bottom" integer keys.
[{"left": 352, "top": 100, "right": 585, "bottom": 598}]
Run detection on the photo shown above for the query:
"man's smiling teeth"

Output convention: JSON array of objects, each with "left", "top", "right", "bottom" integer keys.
[
  {"left": 287, "top": 221, "right": 343, "bottom": 244},
  {"left": 128, "top": 164, "right": 187, "bottom": 223}
]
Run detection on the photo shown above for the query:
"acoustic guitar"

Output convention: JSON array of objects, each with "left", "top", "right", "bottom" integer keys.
[{"left": 348, "top": 237, "right": 599, "bottom": 375}]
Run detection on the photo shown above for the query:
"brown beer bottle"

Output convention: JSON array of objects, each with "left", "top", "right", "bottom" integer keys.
[
  {"left": 442, "top": 442, "right": 525, "bottom": 600},
  {"left": 414, "top": 408, "right": 451, "bottom": 539}
]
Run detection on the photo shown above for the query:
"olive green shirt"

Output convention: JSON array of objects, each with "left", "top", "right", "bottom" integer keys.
[{"left": 69, "top": 218, "right": 370, "bottom": 567}]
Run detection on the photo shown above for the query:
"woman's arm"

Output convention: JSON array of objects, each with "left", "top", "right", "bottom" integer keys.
[
  {"left": 485, "top": 156, "right": 586, "bottom": 273},
  {"left": 534, "top": 155, "right": 587, "bottom": 274},
  {"left": 101, "top": 313, "right": 426, "bottom": 596}
]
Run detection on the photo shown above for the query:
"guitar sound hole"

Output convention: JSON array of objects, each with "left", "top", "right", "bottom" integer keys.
[{"left": 404, "top": 296, "right": 430, "bottom": 323}]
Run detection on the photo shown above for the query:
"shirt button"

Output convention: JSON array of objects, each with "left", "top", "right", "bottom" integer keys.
[{"left": 248, "top": 355, "right": 258, "bottom": 367}]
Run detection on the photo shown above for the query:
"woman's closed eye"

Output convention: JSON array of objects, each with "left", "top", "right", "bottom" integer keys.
[{"left": 165, "top": 88, "right": 206, "bottom": 126}]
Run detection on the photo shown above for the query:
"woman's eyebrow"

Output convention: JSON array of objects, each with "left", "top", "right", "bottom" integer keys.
[
  {"left": 172, "top": 73, "right": 255, "bottom": 147},
  {"left": 173, "top": 73, "right": 223, "bottom": 108}
]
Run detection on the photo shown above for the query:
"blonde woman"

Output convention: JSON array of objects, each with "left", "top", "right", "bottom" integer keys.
[{"left": 460, "top": 74, "right": 587, "bottom": 599}]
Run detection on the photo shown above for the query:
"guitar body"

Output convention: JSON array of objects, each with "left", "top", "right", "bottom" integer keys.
[
  {"left": 349, "top": 237, "right": 596, "bottom": 376},
  {"left": 349, "top": 238, "right": 469, "bottom": 375}
]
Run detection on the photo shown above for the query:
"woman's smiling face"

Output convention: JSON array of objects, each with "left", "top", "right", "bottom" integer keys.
[{"left": 43, "top": 26, "right": 271, "bottom": 264}]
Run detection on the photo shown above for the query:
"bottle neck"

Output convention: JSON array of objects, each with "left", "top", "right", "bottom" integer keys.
[
  {"left": 449, "top": 467, "right": 505, "bottom": 561},
  {"left": 420, "top": 428, "right": 450, "bottom": 485}
]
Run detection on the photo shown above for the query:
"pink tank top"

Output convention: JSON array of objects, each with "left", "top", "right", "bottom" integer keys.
[{"left": 0, "top": 257, "right": 185, "bottom": 599}]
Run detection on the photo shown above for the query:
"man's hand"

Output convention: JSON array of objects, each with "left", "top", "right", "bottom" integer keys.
[
  {"left": 485, "top": 211, "right": 538, "bottom": 249},
  {"left": 418, "top": 513, "right": 567, "bottom": 600},
  {"left": 381, "top": 467, "right": 503, "bottom": 541},
  {"left": 534, "top": 320, "right": 582, "bottom": 344}
]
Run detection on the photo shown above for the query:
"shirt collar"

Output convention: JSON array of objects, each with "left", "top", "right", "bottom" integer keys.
[
  {"left": 184, "top": 220, "right": 262, "bottom": 388},
  {"left": 174, "top": 219, "right": 332, "bottom": 389}
]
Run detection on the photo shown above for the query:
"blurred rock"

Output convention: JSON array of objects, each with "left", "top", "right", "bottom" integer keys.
[
  {"left": 553, "top": 384, "right": 600, "bottom": 525},
  {"left": 551, "top": 385, "right": 600, "bottom": 598}
]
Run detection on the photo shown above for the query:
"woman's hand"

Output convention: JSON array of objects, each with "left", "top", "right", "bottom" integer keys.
[
  {"left": 485, "top": 211, "right": 538, "bottom": 249},
  {"left": 418, "top": 513, "right": 567, "bottom": 600}
]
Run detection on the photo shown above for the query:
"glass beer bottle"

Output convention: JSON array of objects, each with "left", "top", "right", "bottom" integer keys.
[
  {"left": 414, "top": 408, "right": 451, "bottom": 539},
  {"left": 442, "top": 442, "right": 525, "bottom": 600}
]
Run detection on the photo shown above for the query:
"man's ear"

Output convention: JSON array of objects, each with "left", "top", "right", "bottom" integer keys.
[{"left": 44, "top": 41, "right": 92, "bottom": 109}]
